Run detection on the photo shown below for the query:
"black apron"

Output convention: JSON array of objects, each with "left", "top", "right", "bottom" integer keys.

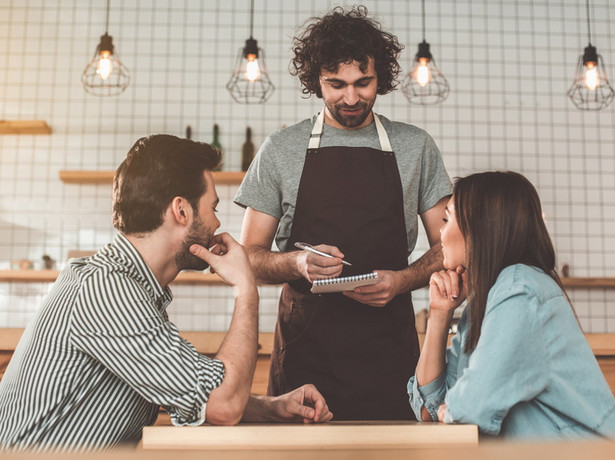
[{"left": 268, "top": 111, "right": 419, "bottom": 420}]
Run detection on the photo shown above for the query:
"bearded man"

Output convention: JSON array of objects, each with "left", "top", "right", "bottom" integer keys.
[{"left": 0, "top": 135, "right": 331, "bottom": 453}]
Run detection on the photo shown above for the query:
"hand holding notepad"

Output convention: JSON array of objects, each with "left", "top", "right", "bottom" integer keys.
[{"left": 311, "top": 272, "right": 379, "bottom": 294}]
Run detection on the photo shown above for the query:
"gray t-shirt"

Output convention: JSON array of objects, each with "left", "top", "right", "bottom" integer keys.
[{"left": 234, "top": 113, "right": 452, "bottom": 254}]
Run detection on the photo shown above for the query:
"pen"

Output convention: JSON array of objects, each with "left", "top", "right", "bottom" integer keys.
[{"left": 294, "top": 242, "right": 352, "bottom": 266}]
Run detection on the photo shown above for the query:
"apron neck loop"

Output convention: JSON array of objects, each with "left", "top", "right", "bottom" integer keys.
[{"left": 309, "top": 108, "right": 393, "bottom": 152}]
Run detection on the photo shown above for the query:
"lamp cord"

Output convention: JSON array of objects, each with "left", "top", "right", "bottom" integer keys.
[
  {"left": 421, "top": 0, "right": 425, "bottom": 41},
  {"left": 586, "top": 0, "right": 592, "bottom": 44},
  {"left": 249, "top": 0, "right": 254, "bottom": 39},
  {"left": 105, "top": 0, "right": 110, "bottom": 34}
]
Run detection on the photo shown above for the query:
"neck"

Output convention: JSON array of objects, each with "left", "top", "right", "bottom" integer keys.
[{"left": 124, "top": 230, "right": 180, "bottom": 288}]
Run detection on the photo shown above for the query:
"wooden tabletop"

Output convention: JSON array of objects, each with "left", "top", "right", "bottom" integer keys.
[{"left": 141, "top": 421, "right": 478, "bottom": 450}]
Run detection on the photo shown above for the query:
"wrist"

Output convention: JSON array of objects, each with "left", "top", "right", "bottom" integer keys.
[{"left": 428, "top": 308, "right": 454, "bottom": 326}]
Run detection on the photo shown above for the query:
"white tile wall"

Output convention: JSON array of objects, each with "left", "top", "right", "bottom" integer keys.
[{"left": 0, "top": 0, "right": 614, "bottom": 333}]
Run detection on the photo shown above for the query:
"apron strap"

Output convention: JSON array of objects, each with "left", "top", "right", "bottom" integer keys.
[{"left": 309, "top": 109, "right": 393, "bottom": 152}]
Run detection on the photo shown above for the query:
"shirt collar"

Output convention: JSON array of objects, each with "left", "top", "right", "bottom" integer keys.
[{"left": 111, "top": 233, "right": 173, "bottom": 312}]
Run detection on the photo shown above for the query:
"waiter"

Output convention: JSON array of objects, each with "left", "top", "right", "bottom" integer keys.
[{"left": 234, "top": 6, "right": 452, "bottom": 420}]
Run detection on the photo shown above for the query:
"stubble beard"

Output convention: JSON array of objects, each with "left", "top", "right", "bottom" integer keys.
[
  {"left": 325, "top": 99, "right": 375, "bottom": 129},
  {"left": 176, "top": 216, "right": 214, "bottom": 271}
]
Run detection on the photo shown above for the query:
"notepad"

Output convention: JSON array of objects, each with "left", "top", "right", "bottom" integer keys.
[{"left": 311, "top": 272, "right": 378, "bottom": 294}]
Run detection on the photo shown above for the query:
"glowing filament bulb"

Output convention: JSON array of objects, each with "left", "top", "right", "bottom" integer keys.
[
  {"left": 97, "top": 50, "right": 112, "bottom": 80},
  {"left": 416, "top": 57, "right": 431, "bottom": 87},
  {"left": 245, "top": 54, "right": 261, "bottom": 82},
  {"left": 584, "top": 61, "right": 599, "bottom": 90}
]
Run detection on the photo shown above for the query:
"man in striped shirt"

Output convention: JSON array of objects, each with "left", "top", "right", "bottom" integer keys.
[{"left": 0, "top": 135, "right": 332, "bottom": 452}]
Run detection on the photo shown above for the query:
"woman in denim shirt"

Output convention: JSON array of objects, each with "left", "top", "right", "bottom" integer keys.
[{"left": 408, "top": 171, "right": 615, "bottom": 439}]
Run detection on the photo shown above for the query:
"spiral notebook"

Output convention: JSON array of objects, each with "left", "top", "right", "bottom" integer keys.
[{"left": 311, "top": 272, "right": 378, "bottom": 294}]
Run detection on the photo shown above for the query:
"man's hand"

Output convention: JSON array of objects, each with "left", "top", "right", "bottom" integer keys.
[
  {"left": 269, "top": 384, "right": 333, "bottom": 423},
  {"left": 296, "top": 244, "right": 344, "bottom": 283},
  {"left": 343, "top": 270, "right": 402, "bottom": 307},
  {"left": 190, "top": 232, "right": 257, "bottom": 295},
  {"left": 243, "top": 384, "right": 333, "bottom": 423}
]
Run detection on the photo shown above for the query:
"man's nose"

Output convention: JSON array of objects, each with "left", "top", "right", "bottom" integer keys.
[{"left": 343, "top": 86, "right": 360, "bottom": 106}]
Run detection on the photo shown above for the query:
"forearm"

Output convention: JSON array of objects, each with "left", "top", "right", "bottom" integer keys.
[
  {"left": 415, "top": 309, "right": 452, "bottom": 387},
  {"left": 208, "top": 287, "right": 259, "bottom": 424},
  {"left": 397, "top": 242, "right": 444, "bottom": 293},
  {"left": 247, "top": 245, "right": 301, "bottom": 285},
  {"left": 415, "top": 309, "right": 452, "bottom": 421}
]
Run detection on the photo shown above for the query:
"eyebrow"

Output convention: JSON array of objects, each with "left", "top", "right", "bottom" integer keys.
[{"left": 323, "top": 76, "right": 375, "bottom": 85}]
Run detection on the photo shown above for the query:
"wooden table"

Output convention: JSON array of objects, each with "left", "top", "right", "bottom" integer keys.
[{"left": 141, "top": 421, "right": 478, "bottom": 450}]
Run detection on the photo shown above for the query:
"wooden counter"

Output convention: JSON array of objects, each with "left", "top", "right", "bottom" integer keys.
[
  {"left": 2, "top": 440, "right": 615, "bottom": 460},
  {"left": 141, "top": 421, "right": 478, "bottom": 450},
  {"left": 3, "top": 329, "right": 615, "bottom": 396}
]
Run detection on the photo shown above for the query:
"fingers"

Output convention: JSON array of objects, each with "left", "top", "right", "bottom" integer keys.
[
  {"left": 313, "top": 244, "right": 345, "bottom": 260},
  {"left": 430, "top": 270, "right": 461, "bottom": 302},
  {"left": 189, "top": 243, "right": 212, "bottom": 262},
  {"left": 301, "top": 385, "right": 333, "bottom": 423}
]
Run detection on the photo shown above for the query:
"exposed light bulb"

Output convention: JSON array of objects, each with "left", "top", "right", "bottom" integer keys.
[
  {"left": 97, "top": 50, "right": 112, "bottom": 80},
  {"left": 245, "top": 54, "right": 261, "bottom": 82},
  {"left": 584, "top": 61, "right": 599, "bottom": 90},
  {"left": 416, "top": 58, "right": 431, "bottom": 87}
]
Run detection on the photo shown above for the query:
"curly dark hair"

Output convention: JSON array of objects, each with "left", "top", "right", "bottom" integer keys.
[{"left": 290, "top": 5, "right": 404, "bottom": 98}]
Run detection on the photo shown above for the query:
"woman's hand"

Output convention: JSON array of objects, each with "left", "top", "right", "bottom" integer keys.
[{"left": 429, "top": 266, "right": 467, "bottom": 313}]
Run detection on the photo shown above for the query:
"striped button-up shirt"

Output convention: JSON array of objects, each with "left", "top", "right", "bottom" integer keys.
[{"left": 0, "top": 233, "right": 225, "bottom": 452}]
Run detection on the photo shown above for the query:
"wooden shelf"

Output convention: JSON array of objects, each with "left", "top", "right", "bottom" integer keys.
[
  {"left": 0, "top": 120, "right": 51, "bottom": 134},
  {"left": 0, "top": 270, "right": 227, "bottom": 285},
  {"left": 561, "top": 277, "right": 615, "bottom": 288},
  {"left": 59, "top": 170, "right": 245, "bottom": 185}
]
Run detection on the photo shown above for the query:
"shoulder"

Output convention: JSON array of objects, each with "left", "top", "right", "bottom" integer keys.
[
  {"left": 376, "top": 114, "right": 435, "bottom": 144},
  {"left": 264, "top": 117, "right": 314, "bottom": 147},
  {"left": 487, "top": 264, "right": 564, "bottom": 313}
]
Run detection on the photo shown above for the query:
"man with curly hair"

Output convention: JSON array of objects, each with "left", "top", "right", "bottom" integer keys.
[{"left": 234, "top": 6, "right": 452, "bottom": 420}]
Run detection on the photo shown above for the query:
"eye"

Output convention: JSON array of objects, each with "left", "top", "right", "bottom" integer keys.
[
  {"left": 442, "top": 217, "right": 448, "bottom": 223},
  {"left": 214, "top": 208, "right": 219, "bottom": 213},
  {"left": 355, "top": 81, "right": 370, "bottom": 87}
]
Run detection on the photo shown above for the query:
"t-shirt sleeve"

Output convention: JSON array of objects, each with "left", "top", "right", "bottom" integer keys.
[
  {"left": 69, "top": 271, "right": 225, "bottom": 426},
  {"left": 233, "top": 135, "right": 284, "bottom": 220},
  {"left": 418, "top": 133, "right": 452, "bottom": 215}
]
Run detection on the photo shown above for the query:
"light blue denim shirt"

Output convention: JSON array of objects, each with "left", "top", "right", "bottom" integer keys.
[{"left": 408, "top": 264, "right": 615, "bottom": 439}]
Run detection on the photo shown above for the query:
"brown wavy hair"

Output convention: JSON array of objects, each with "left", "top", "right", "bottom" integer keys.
[
  {"left": 290, "top": 5, "right": 404, "bottom": 98},
  {"left": 454, "top": 171, "right": 568, "bottom": 353}
]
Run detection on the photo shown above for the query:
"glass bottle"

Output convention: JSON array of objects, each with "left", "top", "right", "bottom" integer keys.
[{"left": 241, "top": 127, "right": 255, "bottom": 171}]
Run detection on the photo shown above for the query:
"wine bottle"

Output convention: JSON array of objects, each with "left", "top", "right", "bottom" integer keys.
[
  {"left": 211, "top": 124, "right": 223, "bottom": 171},
  {"left": 241, "top": 127, "right": 255, "bottom": 171}
]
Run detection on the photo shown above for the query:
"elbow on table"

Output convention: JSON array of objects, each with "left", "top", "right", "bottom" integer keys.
[{"left": 205, "top": 395, "right": 247, "bottom": 426}]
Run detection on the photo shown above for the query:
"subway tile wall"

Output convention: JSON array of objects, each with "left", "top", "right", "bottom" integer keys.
[{"left": 0, "top": 0, "right": 614, "bottom": 333}]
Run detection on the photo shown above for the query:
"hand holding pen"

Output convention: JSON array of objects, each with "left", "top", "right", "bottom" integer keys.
[{"left": 294, "top": 242, "right": 350, "bottom": 282}]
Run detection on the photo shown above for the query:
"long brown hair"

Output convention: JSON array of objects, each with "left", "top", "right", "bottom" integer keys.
[{"left": 454, "top": 171, "right": 566, "bottom": 353}]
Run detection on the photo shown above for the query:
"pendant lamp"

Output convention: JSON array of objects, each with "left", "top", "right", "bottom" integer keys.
[
  {"left": 401, "top": 0, "right": 450, "bottom": 105},
  {"left": 226, "top": 0, "right": 275, "bottom": 104},
  {"left": 567, "top": 0, "right": 614, "bottom": 110},
  {"left": 82, "top": 0, "right": 130, "bottom": 97}
]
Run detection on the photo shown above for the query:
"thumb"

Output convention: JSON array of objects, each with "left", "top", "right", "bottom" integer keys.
[{"left": 190, "top": 244, "right": 213, "bottom": 262}]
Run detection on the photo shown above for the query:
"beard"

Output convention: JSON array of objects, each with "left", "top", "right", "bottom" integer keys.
[
  {"left": 324, "top": 98, "right": 375, "bottom": 128},
  {"left": 175, "top": 215, "right": 214, "bottom": 271}
]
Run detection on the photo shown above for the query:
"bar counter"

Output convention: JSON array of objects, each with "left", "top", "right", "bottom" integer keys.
[
  {"left": 2, "top": 440, "right": 615, "bottom": 460},
  {"left": 141, "top": 421, "right": 478, "bottom": 450}
]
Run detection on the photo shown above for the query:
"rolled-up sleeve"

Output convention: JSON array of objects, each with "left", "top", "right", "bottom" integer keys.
[{"left": 70, "top": 271, "right": 226, "bottom": 426}]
